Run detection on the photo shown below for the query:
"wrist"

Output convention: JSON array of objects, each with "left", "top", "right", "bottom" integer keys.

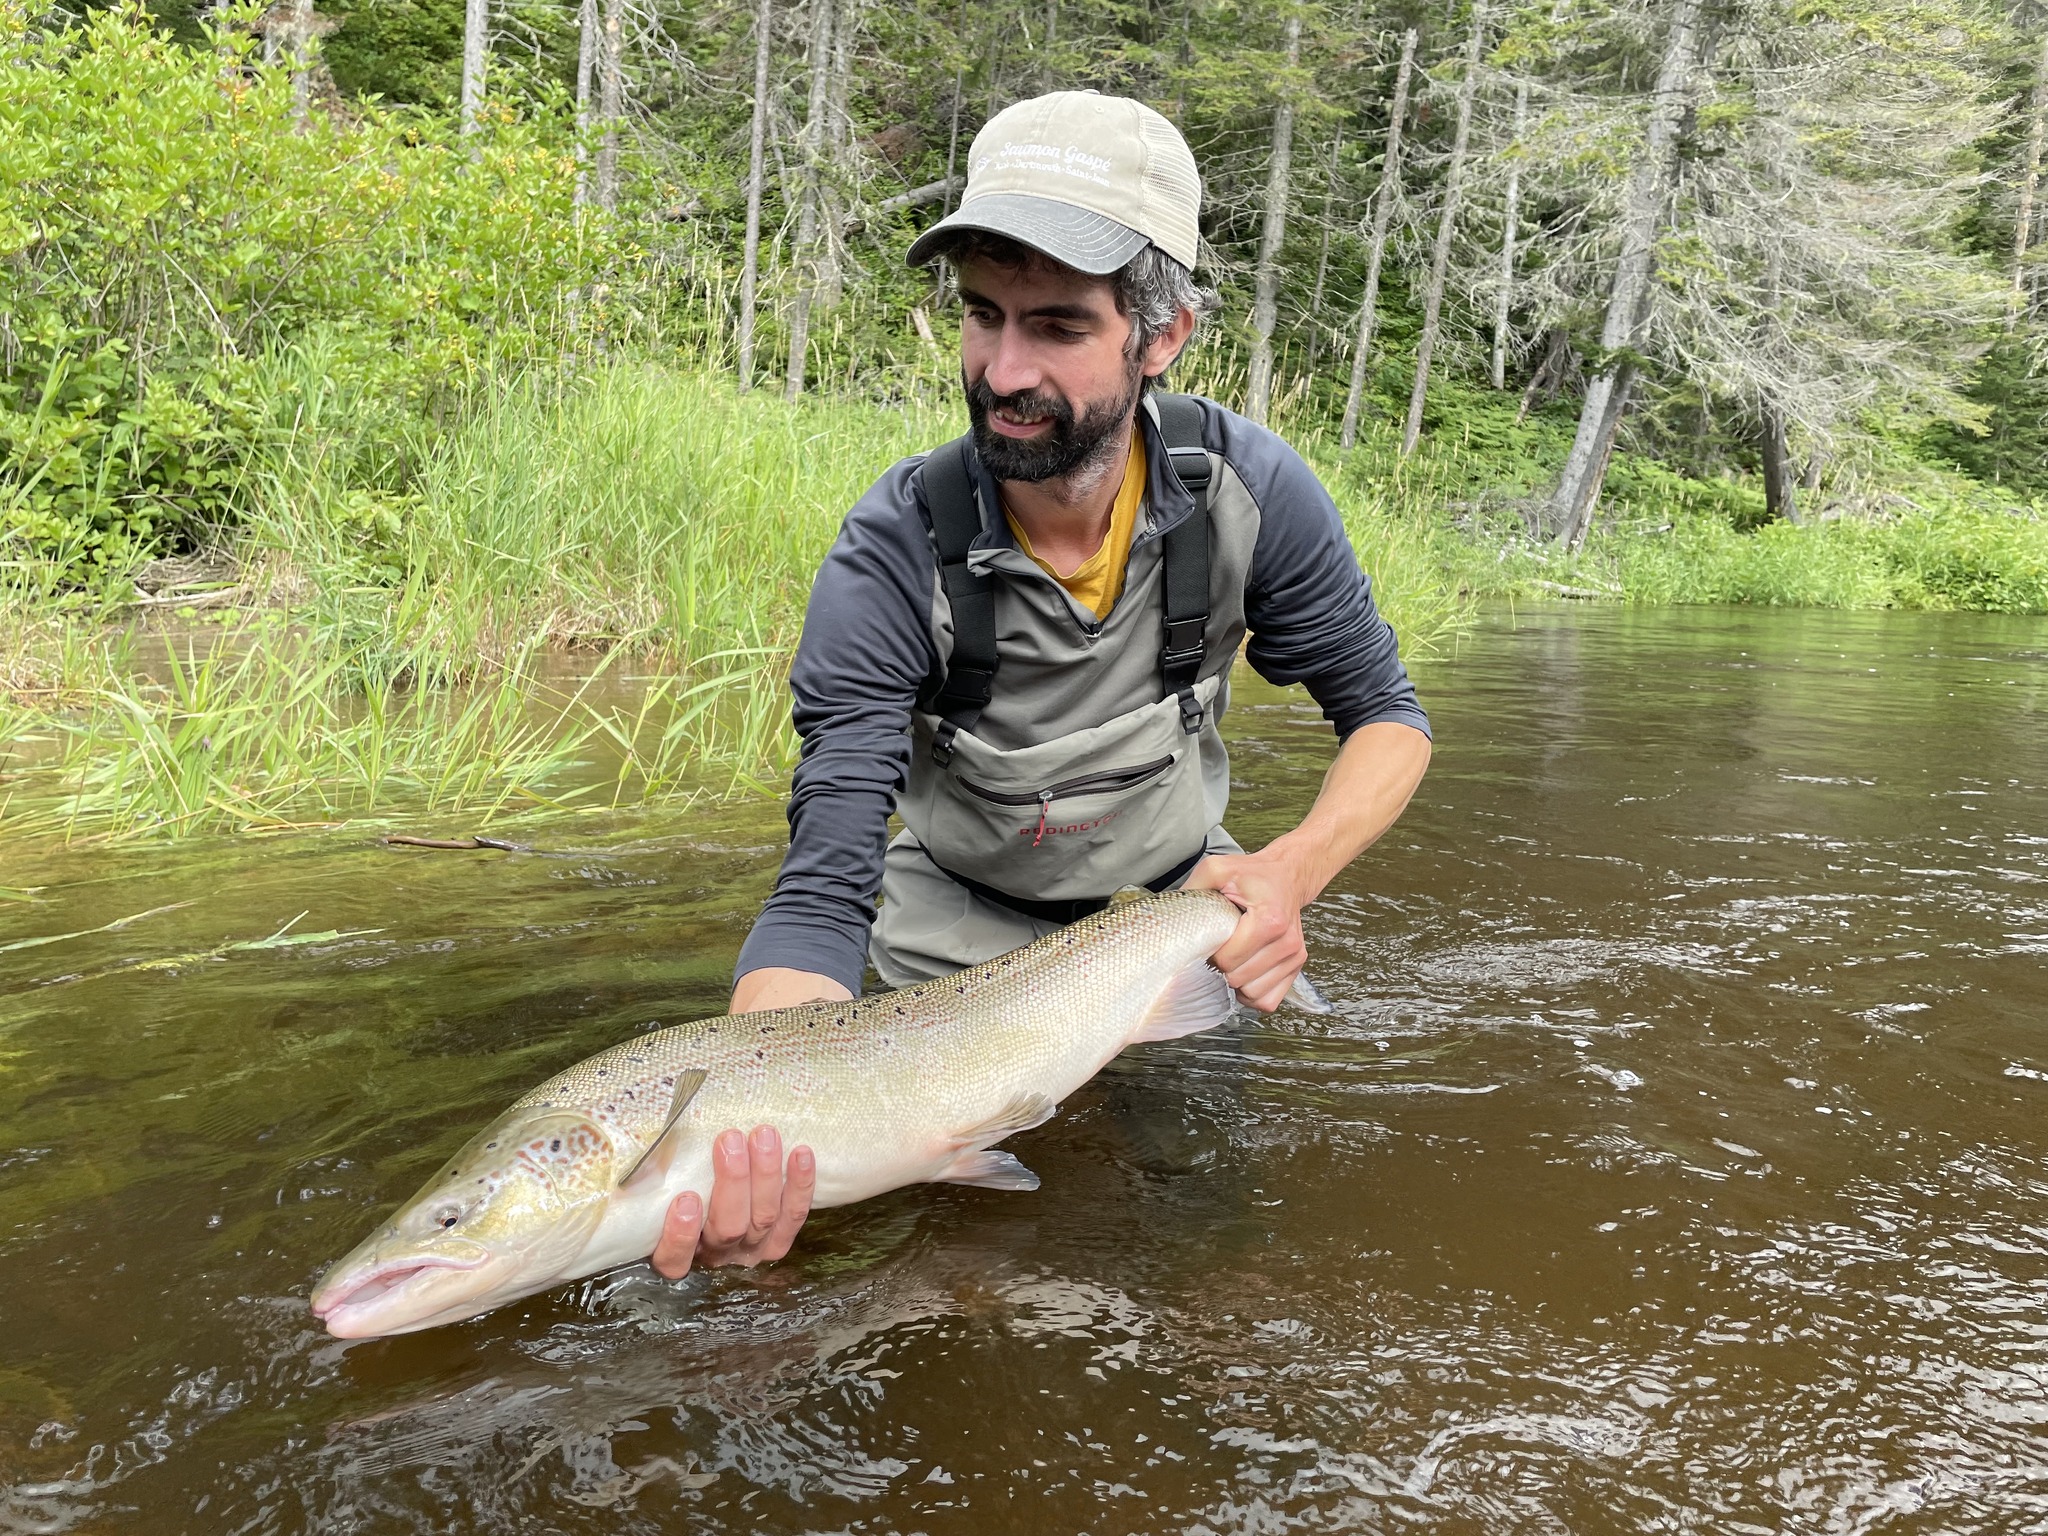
[{"left": 1246, "top": 830, "right": 1330, "bottom": 910}]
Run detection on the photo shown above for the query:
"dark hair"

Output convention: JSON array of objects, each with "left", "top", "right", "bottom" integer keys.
[{"left": 930, "top": 229, "right": 1218, "bottom": 376}]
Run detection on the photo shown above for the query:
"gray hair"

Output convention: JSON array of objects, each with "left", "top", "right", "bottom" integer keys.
[{"left": 932, "top": 229, "right": 1219, "bottom": 379}]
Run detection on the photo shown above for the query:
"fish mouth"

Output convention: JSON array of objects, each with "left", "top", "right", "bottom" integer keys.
[{"left": 312, "top": 1249, "right": 491, "bottom": 1335}]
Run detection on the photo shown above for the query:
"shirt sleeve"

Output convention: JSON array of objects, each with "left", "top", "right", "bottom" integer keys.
[
  {"left": 733, "top": 457, "right": 938, "bottom": 995},
  {"left": 1208, "top": 408, "right": 1431, "bottom": 741}
]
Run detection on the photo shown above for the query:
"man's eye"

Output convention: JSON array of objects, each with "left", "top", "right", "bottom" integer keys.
[{"left": 1045, "top": 325, "right": 1084, "bottom": 343}]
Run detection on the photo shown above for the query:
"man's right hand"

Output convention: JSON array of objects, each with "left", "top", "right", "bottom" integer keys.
[
  {"left": 647, "top": 971, "right": 845, "bottom": 1281},
  {"left": 650, "top": 1125, "right": 815, "bottom": 1280}
]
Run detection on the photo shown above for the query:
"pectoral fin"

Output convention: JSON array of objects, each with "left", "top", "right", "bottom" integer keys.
[
  {"left": 1129, "top": 960, "right": 1236, "bottom": 1044},
  {"left": 940, "top": 1150, "right": 1040, "bottom": 1191},
  {"left": 617, "top": 1068, "right": 708, "bottom": 1191}
]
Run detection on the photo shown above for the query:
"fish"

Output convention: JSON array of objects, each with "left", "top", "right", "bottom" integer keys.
[{"left": 311, "top": 886, "right": 1282, "bottom": 1339}]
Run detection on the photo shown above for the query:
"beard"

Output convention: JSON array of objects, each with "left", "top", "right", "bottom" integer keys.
[{"left": 964, "top": 357, "right": 1145, "bottom": 483}]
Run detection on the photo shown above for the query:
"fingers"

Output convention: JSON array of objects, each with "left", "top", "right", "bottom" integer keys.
[
  {"left": 1216, "top": 916, "right": 1307, "bottom": 1014},
  {"left": 687, "top": 1127, "right": 814, "bottom": 1273},
  {"left": 747, "top": 1125, "right": 784, "bottom": 1239},
  {"left": 650, "top": 1191, "right": 704, "bottom": 1280},
  {"left": 702, "top": 1127, "right": 754, "bottom": 1253},
  {"left": 758, "top": 1146, "right": 816, "bottom": 1263}
]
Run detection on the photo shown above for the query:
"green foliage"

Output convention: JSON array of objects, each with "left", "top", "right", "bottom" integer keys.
[
  {"left": 1926, "top": 334, "right": 2048, "bottom": 492},
  {"left": 0, "top": 5, "right": 611, "bottom": 573}
]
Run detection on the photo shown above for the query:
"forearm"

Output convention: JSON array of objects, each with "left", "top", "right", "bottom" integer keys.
[
  {"left": 1261, "top": 720, "right": 1432, "bottom": 899},
  {"left": 731, "top": 967, "right": 853, "bottom": 1014}
]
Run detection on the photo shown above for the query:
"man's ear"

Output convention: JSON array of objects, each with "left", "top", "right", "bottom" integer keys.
[{"left": 1141, "top": 306, "right": 1198, "bottom": 380}]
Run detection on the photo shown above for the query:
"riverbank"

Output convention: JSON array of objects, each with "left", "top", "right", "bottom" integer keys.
[{"left": 6, "top": 356, "right": 2047, "bottom": 844}]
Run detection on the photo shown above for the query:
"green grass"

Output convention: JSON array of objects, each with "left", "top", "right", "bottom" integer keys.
[{"left": 0, "top": 356, "right": 1476, "bottom": 844}]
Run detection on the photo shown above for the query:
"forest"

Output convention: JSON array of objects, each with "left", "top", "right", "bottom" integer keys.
[{"left": 5, "top": 0, "right": 2048, "bottom": 832}]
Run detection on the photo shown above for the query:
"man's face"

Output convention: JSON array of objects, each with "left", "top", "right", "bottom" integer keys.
[{"left": 956, "top": 255, "right": 1161, "bottom": 484}]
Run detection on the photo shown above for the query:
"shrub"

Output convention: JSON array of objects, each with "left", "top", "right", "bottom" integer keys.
[{"left": 0, "top": 5, "right": 613, "bottom": 574}]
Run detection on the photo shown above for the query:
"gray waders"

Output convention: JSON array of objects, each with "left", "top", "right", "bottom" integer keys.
[{"left": 871, "top": 394, "right": 1239, "bottom": 987}]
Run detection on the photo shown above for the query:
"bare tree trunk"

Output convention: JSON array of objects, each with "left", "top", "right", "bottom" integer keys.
[
  {"left": 818, "top": 0, "right": 859, "bottom": 311},
  {"left": 1517, "top": 326, "right": 1568, "bottom": 420},
  {"left": 785, "top": 0, "right": 841, "bottom": 400},
  {"left": 1246, "top": 13, "right": 1303, "bottom": 426},
  {"left": 289, "top": 0, "right": 315, "bottom": 129},
  {"left": 1491, "top": 75, "right": 1528, "bottom": 390},
  {"left": 737, "top": 0, "right": 774, "bottom": 390},
  {"left": 1339, "top": 26, "right": 1417, "bottom": 451},
  {"left": 1759, "top": 402, "right": 1799, "bottom": 524},
  {"left": 942, "top": 63, "right": 965, "bottom": 217},
  {"left": 1801, "top": 449, "right": 1823, "bottom": 494},
  {"left": 459, "top": 0, "right": 488, "bottom": 137},
  {"left": 2011, "top": 30, "right": 2048, "bottom": 329},
  {"left": 1040, "top": 0, "right": 1059, "bottom": 89},
  {"left": 1541, "top": 0, "right": 1700, "bottom": 544},
  {"left": 1304, "top": 120, "right": 1344, "bottom": 373},
  {"left": 594, "top": 0, "right": 624, "bottom": 210},
  {"left": 573, "top": 0, "right": 596, "bottom": 205},
  {"left": 1400, "top": 6, "right": 1487, "bottom": 456}
]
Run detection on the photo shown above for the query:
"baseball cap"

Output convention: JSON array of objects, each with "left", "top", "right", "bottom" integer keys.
[{"left": 906, "top": 91, "right": 1202, "bottom": 274}]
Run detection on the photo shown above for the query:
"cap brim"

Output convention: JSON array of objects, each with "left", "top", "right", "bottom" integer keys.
[{"left": 905, "top": 193, "right": 1150, "bottom": 275}]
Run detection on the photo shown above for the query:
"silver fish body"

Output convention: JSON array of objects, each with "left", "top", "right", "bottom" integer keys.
[{"left": 311, "top": 888, "right": 1243, "bottom": 1338}]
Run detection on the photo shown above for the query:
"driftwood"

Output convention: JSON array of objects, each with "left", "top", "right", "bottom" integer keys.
[{"left": 382, "top": 834, "right": 532, "bottom": 852}]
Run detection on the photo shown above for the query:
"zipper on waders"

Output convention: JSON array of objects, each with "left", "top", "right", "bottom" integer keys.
[{"left": 959, "top": 756, "right": 1176, "bottom": 846}]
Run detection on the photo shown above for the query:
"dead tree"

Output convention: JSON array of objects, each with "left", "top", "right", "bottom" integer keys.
[
  {"left": 1247, "top": 14, "right": 1304, "bottom": 425},
  {"left": 737, "top": 0, "right": 774, "bottom": 388},
  {"left": 1401, "top": 3, "right": 1488, "bottom": 456},
  {"left": 1339, "top": 27, "right": 1417, "bottom": 450},
  {"left": 1541, "top": 0, "right": 1701, "bottom": 547}
]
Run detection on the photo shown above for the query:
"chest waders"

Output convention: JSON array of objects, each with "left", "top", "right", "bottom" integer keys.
[{"left": 871, "top": 394, "right": 1233, "bottom": 987}]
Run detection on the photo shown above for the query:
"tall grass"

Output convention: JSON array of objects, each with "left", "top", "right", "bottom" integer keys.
[{"left": 2, "top": 357, "right": 1475, "bottom": 844}]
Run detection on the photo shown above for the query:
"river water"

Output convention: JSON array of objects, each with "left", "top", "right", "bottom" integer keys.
[{"left": 2, "top": 605, "right": 2045, "bottom": 1534}]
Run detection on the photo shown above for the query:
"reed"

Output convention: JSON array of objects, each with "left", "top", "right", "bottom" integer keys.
[{"left": 2, "top": 358, "right": 1474, "bottom": 845}]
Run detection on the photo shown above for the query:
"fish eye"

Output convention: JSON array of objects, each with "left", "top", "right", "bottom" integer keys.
[{"left": 438, "top": 1210, "right": 460, "bottom": 1229}]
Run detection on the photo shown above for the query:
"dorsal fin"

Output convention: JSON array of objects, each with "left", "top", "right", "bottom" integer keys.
[
  {"left": 616, "top": 1069, "right": 708, "bottom": 1190},
  {"left": 1109, "top": 886, "right": 1151, "bottom": 906}
]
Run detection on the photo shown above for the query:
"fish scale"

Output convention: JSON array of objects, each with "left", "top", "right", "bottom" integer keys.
[{"left": 312, "top": 888, "right": 1244, "bottom": 1337}]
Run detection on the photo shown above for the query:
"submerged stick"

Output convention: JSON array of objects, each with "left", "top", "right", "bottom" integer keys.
[{"left": 382, "top": 835, "right": 534, "bottom": 852}]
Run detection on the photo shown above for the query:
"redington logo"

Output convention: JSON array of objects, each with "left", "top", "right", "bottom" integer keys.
[{"left": 1019, "top": 808, "right": 1121, "bottom": 840}]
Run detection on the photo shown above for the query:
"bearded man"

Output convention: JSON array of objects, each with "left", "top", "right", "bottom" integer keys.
[{"left": 651, "top": 90, "right": 1433, "bottom": 1276}]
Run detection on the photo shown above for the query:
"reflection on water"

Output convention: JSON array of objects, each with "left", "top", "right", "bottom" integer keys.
[{"left": 3, "top": 605, "right": 2046, "bottom": 1533}]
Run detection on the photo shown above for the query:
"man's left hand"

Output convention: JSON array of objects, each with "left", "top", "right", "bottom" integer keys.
[{"left": 1184, "top": 848, "right": 1313, "bottom": 1012}]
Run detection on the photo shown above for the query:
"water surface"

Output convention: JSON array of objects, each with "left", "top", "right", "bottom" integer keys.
[{"left": 3, "top": 605, "right": 2045, "bottom": 1533}]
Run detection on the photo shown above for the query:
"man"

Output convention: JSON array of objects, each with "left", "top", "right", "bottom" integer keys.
[{"left": 650, "top": 90, "right": 1432, "bottom": 1279}]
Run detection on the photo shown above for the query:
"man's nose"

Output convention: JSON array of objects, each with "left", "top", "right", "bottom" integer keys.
[{"left": 981, "top": 322, "right": 1044, "bottom": 399}]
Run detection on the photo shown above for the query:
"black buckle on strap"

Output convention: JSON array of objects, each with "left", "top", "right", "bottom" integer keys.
[
  {"left": 1166, "top": 443, "right": 1212, "bottom": 494},
  {"left": 1176, "top": 686, "right": 1203, "bottom": 735},
  {"left": 931, "top": 720, "right": 961, "bottom": 766}
]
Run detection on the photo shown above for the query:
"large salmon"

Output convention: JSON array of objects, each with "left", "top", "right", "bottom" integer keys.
[{"left": 311, "top": 887, "right": 1253, "bottom": 1338}]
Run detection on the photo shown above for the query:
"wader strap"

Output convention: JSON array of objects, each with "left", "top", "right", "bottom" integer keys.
[
  {"left": 917, "top": 396, "right": 1215, "bottom": 759},
  {"left": 921, "top": 435, "right": 995, "bottom": 765},
  {"left": 1152, "top": 393, "right": 1213, "bottom": 735},
  {"left": 931, "top": 845, "right": 1207, "bottom": 927}
]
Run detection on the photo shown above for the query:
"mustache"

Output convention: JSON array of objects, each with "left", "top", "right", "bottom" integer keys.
[{"left": 964, "top": 377, "right": 1075, "bottom": 430}]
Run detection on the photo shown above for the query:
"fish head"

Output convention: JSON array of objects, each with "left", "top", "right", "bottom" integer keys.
[{"left": 312, "top": 1108, "right": 622, "bottom": 1339}]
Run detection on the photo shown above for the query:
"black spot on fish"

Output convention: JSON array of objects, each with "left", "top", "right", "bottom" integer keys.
[
  {"left": 550, "top": 1139, "right": 562, "bottom": 1152},
  {"left": 755, "top": 1049, "right": 765, "bottom": 1061}
]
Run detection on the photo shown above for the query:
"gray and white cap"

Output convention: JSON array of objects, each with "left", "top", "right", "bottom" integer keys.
[{"left": 907, "top": 91, "right": 1203, "bottom": 275}]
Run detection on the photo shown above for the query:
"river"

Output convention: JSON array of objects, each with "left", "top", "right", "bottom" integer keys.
[{"left": 2, "top": 605, "right": 2044, "bottom": 1533}]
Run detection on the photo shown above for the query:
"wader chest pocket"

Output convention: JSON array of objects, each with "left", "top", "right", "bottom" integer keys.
[{"left": 959, "top": 757, "right": 1175, "bottom": 845}]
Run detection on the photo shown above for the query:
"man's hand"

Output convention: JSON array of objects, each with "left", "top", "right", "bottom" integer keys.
[
  {"left": 1185, "top": 848, "right": 1313, "bottom": 1012},
  {"left": 1185, "top": 721, "right": 1432, "bottom": 1013},
  {"left": 649, "top": 971, "right": 845, "bottom": 1279},
  {"left": 649, "top": 1125, "right": 815, "bottom": 1281}
]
